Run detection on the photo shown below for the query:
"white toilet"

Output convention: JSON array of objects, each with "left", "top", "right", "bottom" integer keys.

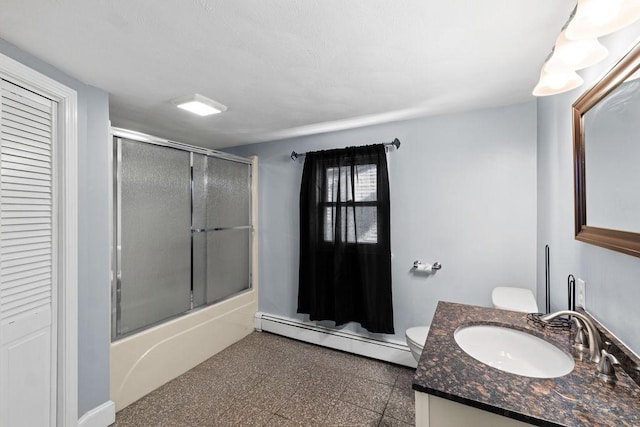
[
  {"left": 406, "top": 326, "right": 430, "bottom": 362},
  {"left": 405, "top": 287, "right": 538, "bottom": 362},
  {"left": 491, "top": 286, "right": 538, "bottom": 313}
]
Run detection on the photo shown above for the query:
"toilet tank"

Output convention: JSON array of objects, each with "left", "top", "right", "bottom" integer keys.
[{"left": 491, "top": 287, "right": 538, "bottom": 313}]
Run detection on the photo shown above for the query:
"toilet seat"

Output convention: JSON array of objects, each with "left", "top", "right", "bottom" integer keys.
[
  {"left": 406, "top": 326, "right": 429, "bottom": 347},
  {"left": 491, "top": 287, "right": 538, "bottom": 313}
]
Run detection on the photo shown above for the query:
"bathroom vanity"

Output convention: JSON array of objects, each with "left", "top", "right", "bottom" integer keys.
[{"left": 412, "top": 302, "right": 640, "bottom": 426}]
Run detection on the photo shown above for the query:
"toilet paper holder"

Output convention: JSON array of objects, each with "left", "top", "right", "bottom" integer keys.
[{"left": 413, "top": 260, "right": 442, "bottom": 271}]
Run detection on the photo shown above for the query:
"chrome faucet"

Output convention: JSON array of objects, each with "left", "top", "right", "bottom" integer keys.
[
  {"left": 596, "top": 342, "right": 621, "bottom": 384},
  {"left": 541, "top": 310, "right": 602, "bottom": 363}
]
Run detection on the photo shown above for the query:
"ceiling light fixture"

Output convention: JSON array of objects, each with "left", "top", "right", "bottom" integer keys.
[
  {"left": 172, "top": 94, "right": 227, "bottom": 116},
  {"left": 565, "top": 0, "right": 640, "bottom": 40}
]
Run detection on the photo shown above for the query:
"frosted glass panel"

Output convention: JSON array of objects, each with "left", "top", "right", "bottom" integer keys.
[
  {"left": 192, "top": 153, "right": 207, "bottom": 230},
  {"left": 193, "top": 155, "right": 252, "bottom": 306},
  {"left": 192, "top": 153, "right": 207, "bottom": 308},
  {"left": 192, "top": 232, "right": 207, "bottom": 307},
  {"left": 206, "top": 157, "right": 250, "bottom": 228},
  {"left": 119, "top": 139, "right": 191, "bottom": 335},
  {"left": 206, "top": 229, "right": 251, "bottom": 303}
]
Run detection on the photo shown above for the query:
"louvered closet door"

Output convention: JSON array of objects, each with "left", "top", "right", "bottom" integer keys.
[{"left": 0, "top": 80, "right": 56, "bottom": 427}]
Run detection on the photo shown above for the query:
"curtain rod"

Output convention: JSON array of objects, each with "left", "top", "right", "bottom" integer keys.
[{"left": 290, "top": 138, "right": 401, "bottom": 161}]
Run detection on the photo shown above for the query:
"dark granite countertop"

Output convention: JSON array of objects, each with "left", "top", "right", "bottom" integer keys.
[{"left": 412, "top": 301, "right": 640, "bottom": 426}]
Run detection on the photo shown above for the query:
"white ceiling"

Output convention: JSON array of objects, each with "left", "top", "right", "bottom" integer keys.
[{"left": 1, "top": 0, "right": 575, "bottom": 149}]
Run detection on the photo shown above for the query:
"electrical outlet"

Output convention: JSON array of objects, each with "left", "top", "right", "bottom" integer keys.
[{"left": 576, "top": 278, "right": 586, "bottom": 308}]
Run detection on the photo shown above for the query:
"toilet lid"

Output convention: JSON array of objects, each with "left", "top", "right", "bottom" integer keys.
[
  {"left": 406, "top": 326, "right": 429, "bottom": 345},
  {"left": 491, "top": 287, "right": 538, "bottom": 313}
]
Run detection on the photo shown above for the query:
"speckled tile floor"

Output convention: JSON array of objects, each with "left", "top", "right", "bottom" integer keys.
[{"left": 114, "top": 331, "right": 415, "bottom": 426}]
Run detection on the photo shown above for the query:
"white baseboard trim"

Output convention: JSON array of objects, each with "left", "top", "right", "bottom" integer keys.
[
  {"left": 254, "top": 312, "right": 417, "bottom": 368},
  {"left": 78, "top": 400, "right": 115, "bottom": 427}
]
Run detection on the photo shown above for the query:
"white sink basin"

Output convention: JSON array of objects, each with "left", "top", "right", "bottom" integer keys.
[{"left": 454, "top": 325, "right": 574, "bottom": 378}]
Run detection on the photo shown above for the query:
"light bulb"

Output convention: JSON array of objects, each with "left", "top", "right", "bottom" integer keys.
[
  {"left": 566, "top": 0, "right": 640, "bottom": 40},
  {"left": 583, "top": 0, "right": 622, "bottom": 25},
  {"left": 543, "top": 32, "right": 608, "bottom": 73},
  {"left": 533, "top": 68, "right": 584, "bottom": 96},
  {"left": 548, "top": 72, "right": 573, "bottom": 89}
]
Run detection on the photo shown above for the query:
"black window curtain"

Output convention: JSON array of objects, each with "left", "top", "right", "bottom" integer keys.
[{"left": 297, "top": 144, "right": 394, "bottom": 334}]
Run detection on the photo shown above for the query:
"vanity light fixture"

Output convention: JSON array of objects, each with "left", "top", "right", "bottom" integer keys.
[
  {"left": 533, "top": 68, "right": 584, "bottom": 97},
  {"left": 531, "top": 0, "right": 632, "bottom": 97},
  {"left": 543, "top": 31, "right": 608, "bottom": 73},
  {"left": 172, "top": 94, "right": 227, "bottom": 116},
  {"left": 566, "top": 0, "right": 640, "bottom": 40}
]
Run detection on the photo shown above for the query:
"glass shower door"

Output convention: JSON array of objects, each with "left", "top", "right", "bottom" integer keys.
[
  {"left": 116, "top": 138, "right": 192, "bottom": 337},
  {"left": 192, "top": 155, "right": 252, "bottom": 306}
]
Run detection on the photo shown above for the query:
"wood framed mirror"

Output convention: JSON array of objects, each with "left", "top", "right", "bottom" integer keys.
[{"left": 573, "top": 40, "right": 640, "bottom": 257}]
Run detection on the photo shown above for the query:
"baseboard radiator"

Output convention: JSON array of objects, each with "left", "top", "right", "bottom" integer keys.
[{"left": 254, "top": 312, "right": 417, "bottom": 368}]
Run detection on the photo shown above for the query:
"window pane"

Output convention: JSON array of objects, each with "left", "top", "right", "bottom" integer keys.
[
  {"left": 344, "top": 206, "right": 377, "bottom": 243},
  {"left": 325, "top": 164, "right": 377, "bottom": 203},
  {"left": 326, "top": 167, "right": 337, "bottom": 202},
  {"left": 324, "top": 206, "right": 378, "bottom": 244},
  {"left": 356, "top": 206, "right": 378, "bottom": 243},
  {"left": 324, "top": 206, "right": 335, "bottom": 242},
  {"left": 323, "top": 163, "right": 378, "bottom": 244},
  {"left": 354, "top": 164, "right": 377, "bottom": 202},
  {"left": 342, "top": 167, "right": 353, "bottom": 201}
]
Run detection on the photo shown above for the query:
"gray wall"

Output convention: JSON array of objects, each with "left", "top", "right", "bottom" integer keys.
[
  {"left": 537, "top": 22, "right": 640, "bottom": 354},
  {"left": 0, "top": 39, "right": 111, "bottom": 417},
  {"left": 228, "top": 102, "right": 537, "bottom": 343}
]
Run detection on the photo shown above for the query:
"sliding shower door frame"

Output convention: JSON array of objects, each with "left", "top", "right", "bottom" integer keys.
[
  {"left": 110, "top": 127, "right": 253, "bottom": 341},
  {"left": 111, "top": 128, "right": 252, "bottom": 164}
]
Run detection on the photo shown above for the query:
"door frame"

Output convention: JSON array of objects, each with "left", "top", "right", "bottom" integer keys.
[{"left": 0, "top": 52, "right": 79, "bottom": 425}]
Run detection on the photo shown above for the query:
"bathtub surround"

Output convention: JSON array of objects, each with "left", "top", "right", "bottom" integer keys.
[
  {"left": 110, "top": 290, "right": 258, "bottom": 411},
  {"left": 111, "top": 133, "right": 254, "bottom": 339},
  {"left": 110, "top": 151, "right": 259, "bottom": 411},
  {"left": 227, "top": 101, "right": 537, "bottom": 348},
  {"left": 298, "top": 144, "right": 394, "bottom": 334}
]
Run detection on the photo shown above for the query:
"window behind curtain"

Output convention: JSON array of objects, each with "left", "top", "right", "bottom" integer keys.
[
  {"left": 323, "top": 163, "right": 378, "bottom": 244},
  {"left": 298, "top": 144, "right": 394, "bottom": 334}
]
